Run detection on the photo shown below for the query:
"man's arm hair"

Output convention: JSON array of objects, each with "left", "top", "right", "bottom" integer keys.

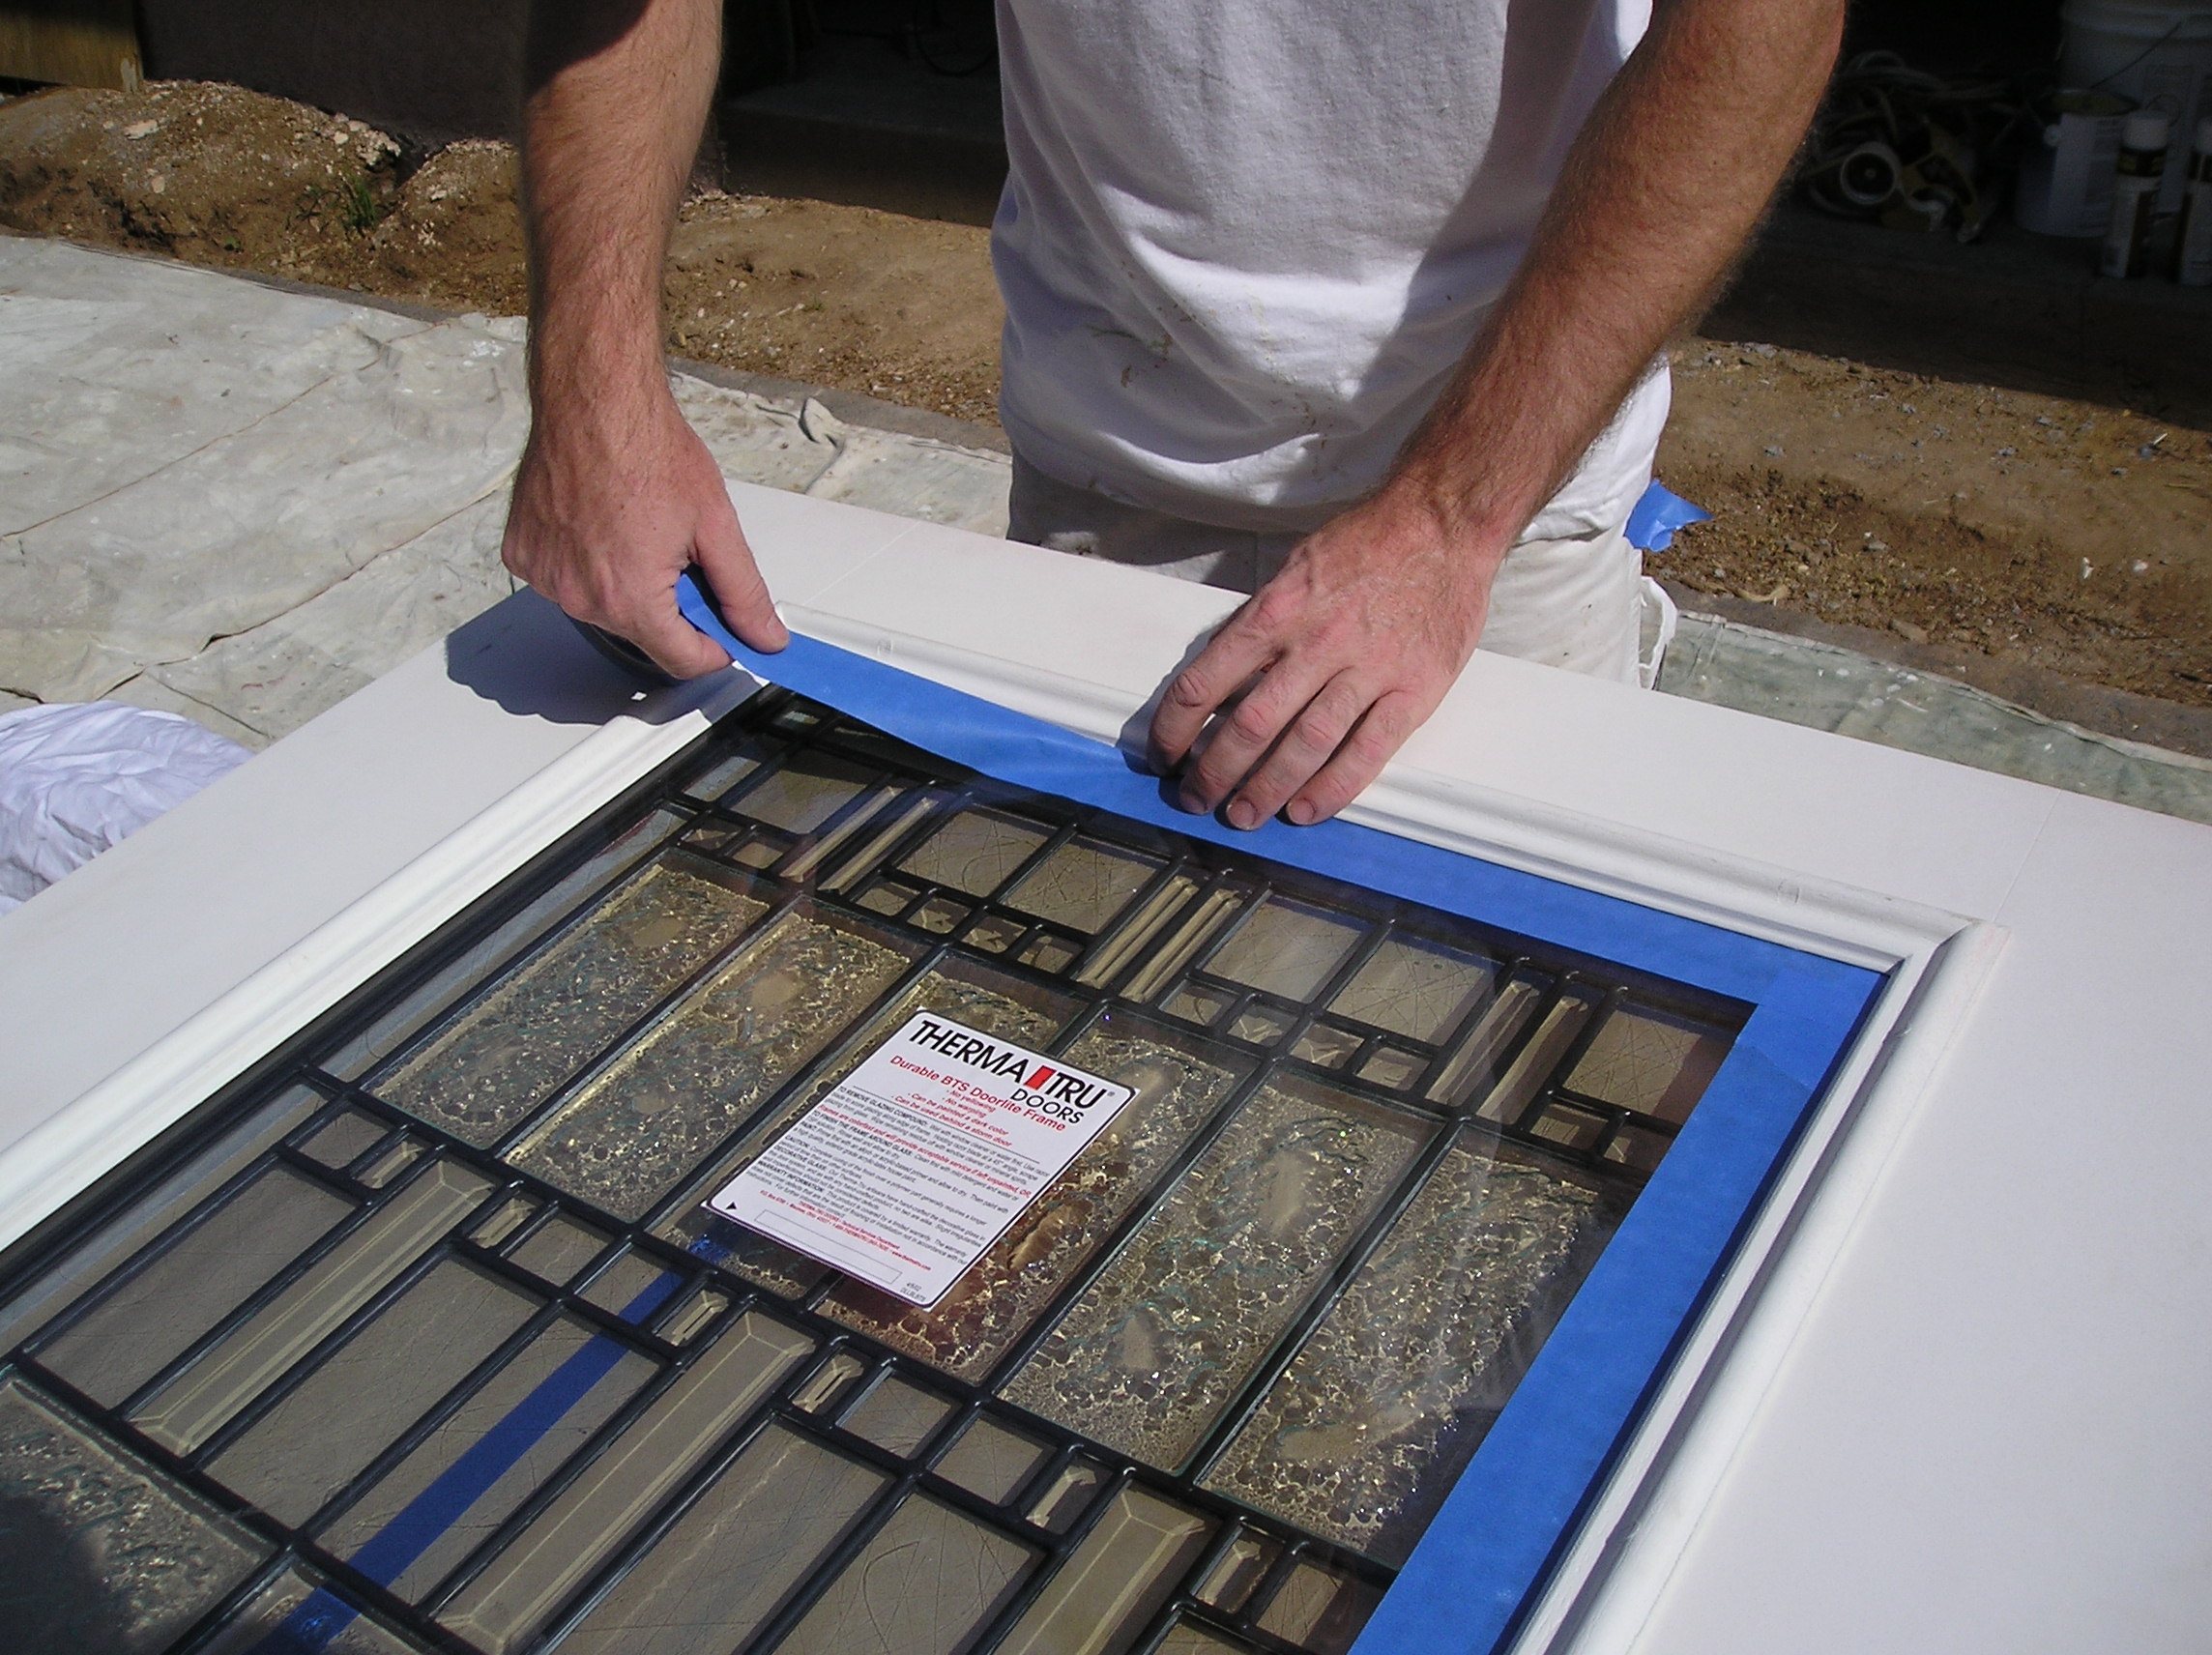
[
  {"left": 521, "top": 0, "right": 719, "bottom": 438},
  {"left": 1151, "top": 0, "right": 1845, "bottom": 828},
  {"left": 504, "top": 0, "right": 788, "bottom": 676},
  {"left": 1390, "top": 0, "right": 1847, "bottom": 550}
]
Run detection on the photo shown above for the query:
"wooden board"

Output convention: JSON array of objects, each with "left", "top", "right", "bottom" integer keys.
[{"left": 0, "top": 0, "right": 142, "bottom": 90}]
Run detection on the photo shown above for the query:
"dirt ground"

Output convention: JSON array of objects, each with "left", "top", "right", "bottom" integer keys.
[{"left": 5, "top": 79, "right": 2208, "bottom": 707}]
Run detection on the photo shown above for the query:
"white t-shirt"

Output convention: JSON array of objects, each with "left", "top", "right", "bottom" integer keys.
[{"left": 993, "top": 0, "right": 1669, "bottom": 539}]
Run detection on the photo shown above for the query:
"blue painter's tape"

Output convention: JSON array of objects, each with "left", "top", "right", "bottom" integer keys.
[
  {"left": 680, "top": 572, "right": 1882, "bottom": 1653},
  {"left": 1623, "top": 479, "right": 1711, "bottom": 552},
  {"left": 1354, "top": 963, "right": 1867, "bottom": 1652},
  {"left": 680, "top": 574, "right": 1822, "bottom": 1005},
  {"left": 247, "top": 1271, "right": 684, "bottom": 1655}
]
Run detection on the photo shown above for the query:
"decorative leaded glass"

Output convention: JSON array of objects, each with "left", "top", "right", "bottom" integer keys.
[{"left": 0, "top": 689, "right": 1746, "bottom": 1655}]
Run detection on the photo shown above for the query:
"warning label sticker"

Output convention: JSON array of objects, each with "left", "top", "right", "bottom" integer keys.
[{"left": 705, "top": 1012, "right": 1134, "bottom": 1307}]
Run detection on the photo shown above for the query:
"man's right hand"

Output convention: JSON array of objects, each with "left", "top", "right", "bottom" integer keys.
[
  {"left": 509, "top": 0, "right": 782, "bottom": 680},
  {"left": 501, "top": 384, "right": 790, "bottom": 680}
]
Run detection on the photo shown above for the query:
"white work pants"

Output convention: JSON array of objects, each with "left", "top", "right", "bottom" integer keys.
[{"left": 1007, "top": 454, "right": 1657, "bottom": 686}]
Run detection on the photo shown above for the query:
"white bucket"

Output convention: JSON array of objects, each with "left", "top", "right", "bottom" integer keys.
[
  {"left": 2016, "top": 89, "right": 2135, "bottom": 234},
  {"left": 2062, "top": 0, "right": 2212, "bottom": 216}
]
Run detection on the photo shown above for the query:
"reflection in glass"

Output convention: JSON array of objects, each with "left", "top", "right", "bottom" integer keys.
[
  {"left": 208, "top": 1259, "right": 538, "bottom": 1526},
  {"left": 898, "top": 808, "right": 1052, "bottom": 896},
  {"left": 723, "top": 750, "right": 875, "bottom": 832},
  {"left": 0, "top": 1376, "right": 267, "bottom": 1653},
  {"left": 823, "top": 1017, "right": 1244, "bottom": 1381},
  {"left": 839, "top": 1375, "right": 953, "bottom": 1457},
  {"left": 320, "top": 1317, "right": 655, "bottom": 1602},
  {"left": 556, "top": 1423, "right": 887, "bottom": 1655},
  {"left": 1007, "top": 839, "right": 1160, "bottom": 934},
  {"left": 40, "top": 1164, "right": 352, "bottom": 1407},
  {"left": 932, "top": 1413, "right": 1050, "bottom": 1504},
  {"left": 1254, "top": 1560, "right": 1379, "bottom": 1655},
  {"left": 774, "top": 1492, "right": 1035, "bottom": 1655},
  {"left": 437, "top": 1311, "right": 814, "bottom": 1655},
  {"left": 1004, "top": 1081, "right": 1427, "bottom": 1469},
  {"left": 380, "top": 861, "right": 766, "bottom": 1145},
  {"left": 509, "top": 914, "right": 918, "bottom": 1220},
  {"left": 1329, "top": 936, "right": 1496, "bottom": 1043},
  {"left": 1157, "top": 1622, "right": 1250, "bottom": 1654},
  {"left": 1206, "top": 1145, "right": 1602, "bottom": 1563},
  {"left": 194, "top": 1569, "right": 431, "bottom": 1655},
  {"left": 1567, "top": 1003, "right": 1733, "bottom": 1122},
  {"left": 131, "top": 1161, "right": 492, "bottom": 1454},
  {"left": 997, "top": 1484, "right": 1213, "bottom": 1655},
  {"left": 1202, "top": 897, "right": 1363, "bottom": 1002}
]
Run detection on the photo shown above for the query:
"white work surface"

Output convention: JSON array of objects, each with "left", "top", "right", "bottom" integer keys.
[{"left": 1, "top": 483, "right": 2206, "bottom": 1654}]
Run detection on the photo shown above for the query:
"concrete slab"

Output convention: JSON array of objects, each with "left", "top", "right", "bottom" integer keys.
[{"left": 1660, "top": 611, "right": 2212, "bottom": 827}]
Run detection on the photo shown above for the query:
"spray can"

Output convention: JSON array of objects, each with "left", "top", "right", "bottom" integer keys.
[
  {"left": 2180, "top": 117, "right": 2212, "bottom": 287},
  {"left": 2102, "top": 110, "right": 2170, "bottom": 277}
]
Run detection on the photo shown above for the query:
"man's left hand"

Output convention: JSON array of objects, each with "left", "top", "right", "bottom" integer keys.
[{"left": 1148, "top": 486, "right": 1503, "bottom": 828}]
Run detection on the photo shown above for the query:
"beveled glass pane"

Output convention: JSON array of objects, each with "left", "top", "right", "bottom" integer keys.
[
  {"left": 676, "top": 741, "right": 765, "bottom": 803},
  {"left": 580, "top": 1252, "right": 682, "bottom": 1322},
  {"left": 0, "top": 1375, "right": 267, "bottom": 1653},
  {"left": 1474, "top": 991, "right": 1600, "bottom": 1124},
  {"left": 1005, "top": 839, "right": 1161, "bottom": 934},
  {"left": 823, "top": 1012, "right": 1247, "bottom": 1381},
  {"left": 1194, "top": 1532, "right": 1276, "bottom": 1611},
  {"left": 1157, "top": 1622, "right": 1250, "bottom": 1654},
  {"left": 657, "top": 955, "right": 1078, "bottom": 1292},
  {"left": 1253, "top": 1561, "right": 1379, "bottom": 1654},
  {"left": 508, "top": 912, "right": 921, "bottom": 1220},
  {"left": 932, "top": 1414, "right": 1049, "bottom": 1504},
  {"left": 1328, "top": 937, "right": 1496, "bottom": 1043},
  {"left": 1204, "top": 1145, "right": 1604, "bottom": 1564},
  {"left": 300, "top": 1108, "right": 392, "bottom": 1171},
  {"left": 379, "top": 859, "right": 768, "bottom": 1145},
  {"left": 997, "top": 1484, "right": 1214, "bottom": 1655},
  {"left": 0, "top": 1085, "right": 324, "bottom": 1360},
  {"left": 322, "top": 809, "right": 686, "bottom": 1082},
  {"left": 1202, "top": 898, "right": 1363, "bottom": 1002},
  {"left": 208, "top": 1259, "right": 538, "bottom": 1526},
  {"left": 319, "top": 1316, "right": 655, "bottom": 1602},
  {"left": 839, "top": 1375, "right": 954, "bottom": 1457},
  {"left": 723, "top": 750, "right": 876, "bottom": 832},
  {"left": 1425, "top": 972, "right": 1546, "bottom": 1107},
  {"left": 1003, "top": 1079, "right": 1429, "bottom": 1469},
  {"left": 436, "top": 1311, "right": 813, "bottom": 1655},
  {"left": 896, "top": 807, "right": 1051, "bottom": 896},
  {"left": 774, "top": 1493, "right": 1035, "bottom": 1655},
  {"left": 40, "top": 1163, "right": 354, "bottom": 1408},
  {"left": 194, "top": 1569, "right": 432, "bottom": 1654},
  {"left": 132, "top": 1161, "right": 493, "bottom": 1454},
  {"left": 1566, "top": 1003, "right": 1734, "bottom": 1123},
  {"left": 555, "top": 1423, "right": 887, "bottom": 1655},
  {"left": 506, "top": 1213, "right": 609, "bottom": 1287}
]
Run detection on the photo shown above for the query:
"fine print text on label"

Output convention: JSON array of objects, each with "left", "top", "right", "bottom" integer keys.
[{"left": 707, "top": 1013, "right": 1134, "bottom": 1306}]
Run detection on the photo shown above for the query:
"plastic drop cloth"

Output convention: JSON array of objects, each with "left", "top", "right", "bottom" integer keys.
[
  {"left": 0, "top": 703, "right": 249, "bottom": 914},
  {"left": 1, "top": 237, "right": 1009, "bottom": 744}
]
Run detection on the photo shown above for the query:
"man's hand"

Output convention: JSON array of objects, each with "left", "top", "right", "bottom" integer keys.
[
  {"left": 1150, "top": 486, "right": 1502, "bottom": 828},
  {"left": 510, "top": 0, "right": 786, "bottom": 677},
  {"left": 503, "top": 385, "right": 787, "bottom": 679},
  {"left": 1149, "top": 0, "right": 1843, "bottom": 828}
]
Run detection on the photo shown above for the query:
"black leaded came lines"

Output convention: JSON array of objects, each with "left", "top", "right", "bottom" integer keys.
[{"left": 0, "top": 689, "right": 1747, "bottom": 1655}]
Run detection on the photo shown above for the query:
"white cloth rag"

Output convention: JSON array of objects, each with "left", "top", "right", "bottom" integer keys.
[{"left": 0, "top": 702, "right": 250, "bottom": 915}]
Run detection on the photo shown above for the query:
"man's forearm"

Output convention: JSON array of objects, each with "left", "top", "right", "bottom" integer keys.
[
  {"left": 521, "top": 0, "right": 723, "bottom": 415},
  {"left": 1388, "top": 0, "right": 1845, "bottom": 548},
  {"left": 502, "top": 0, "right": 787, "bottom": 677}
]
